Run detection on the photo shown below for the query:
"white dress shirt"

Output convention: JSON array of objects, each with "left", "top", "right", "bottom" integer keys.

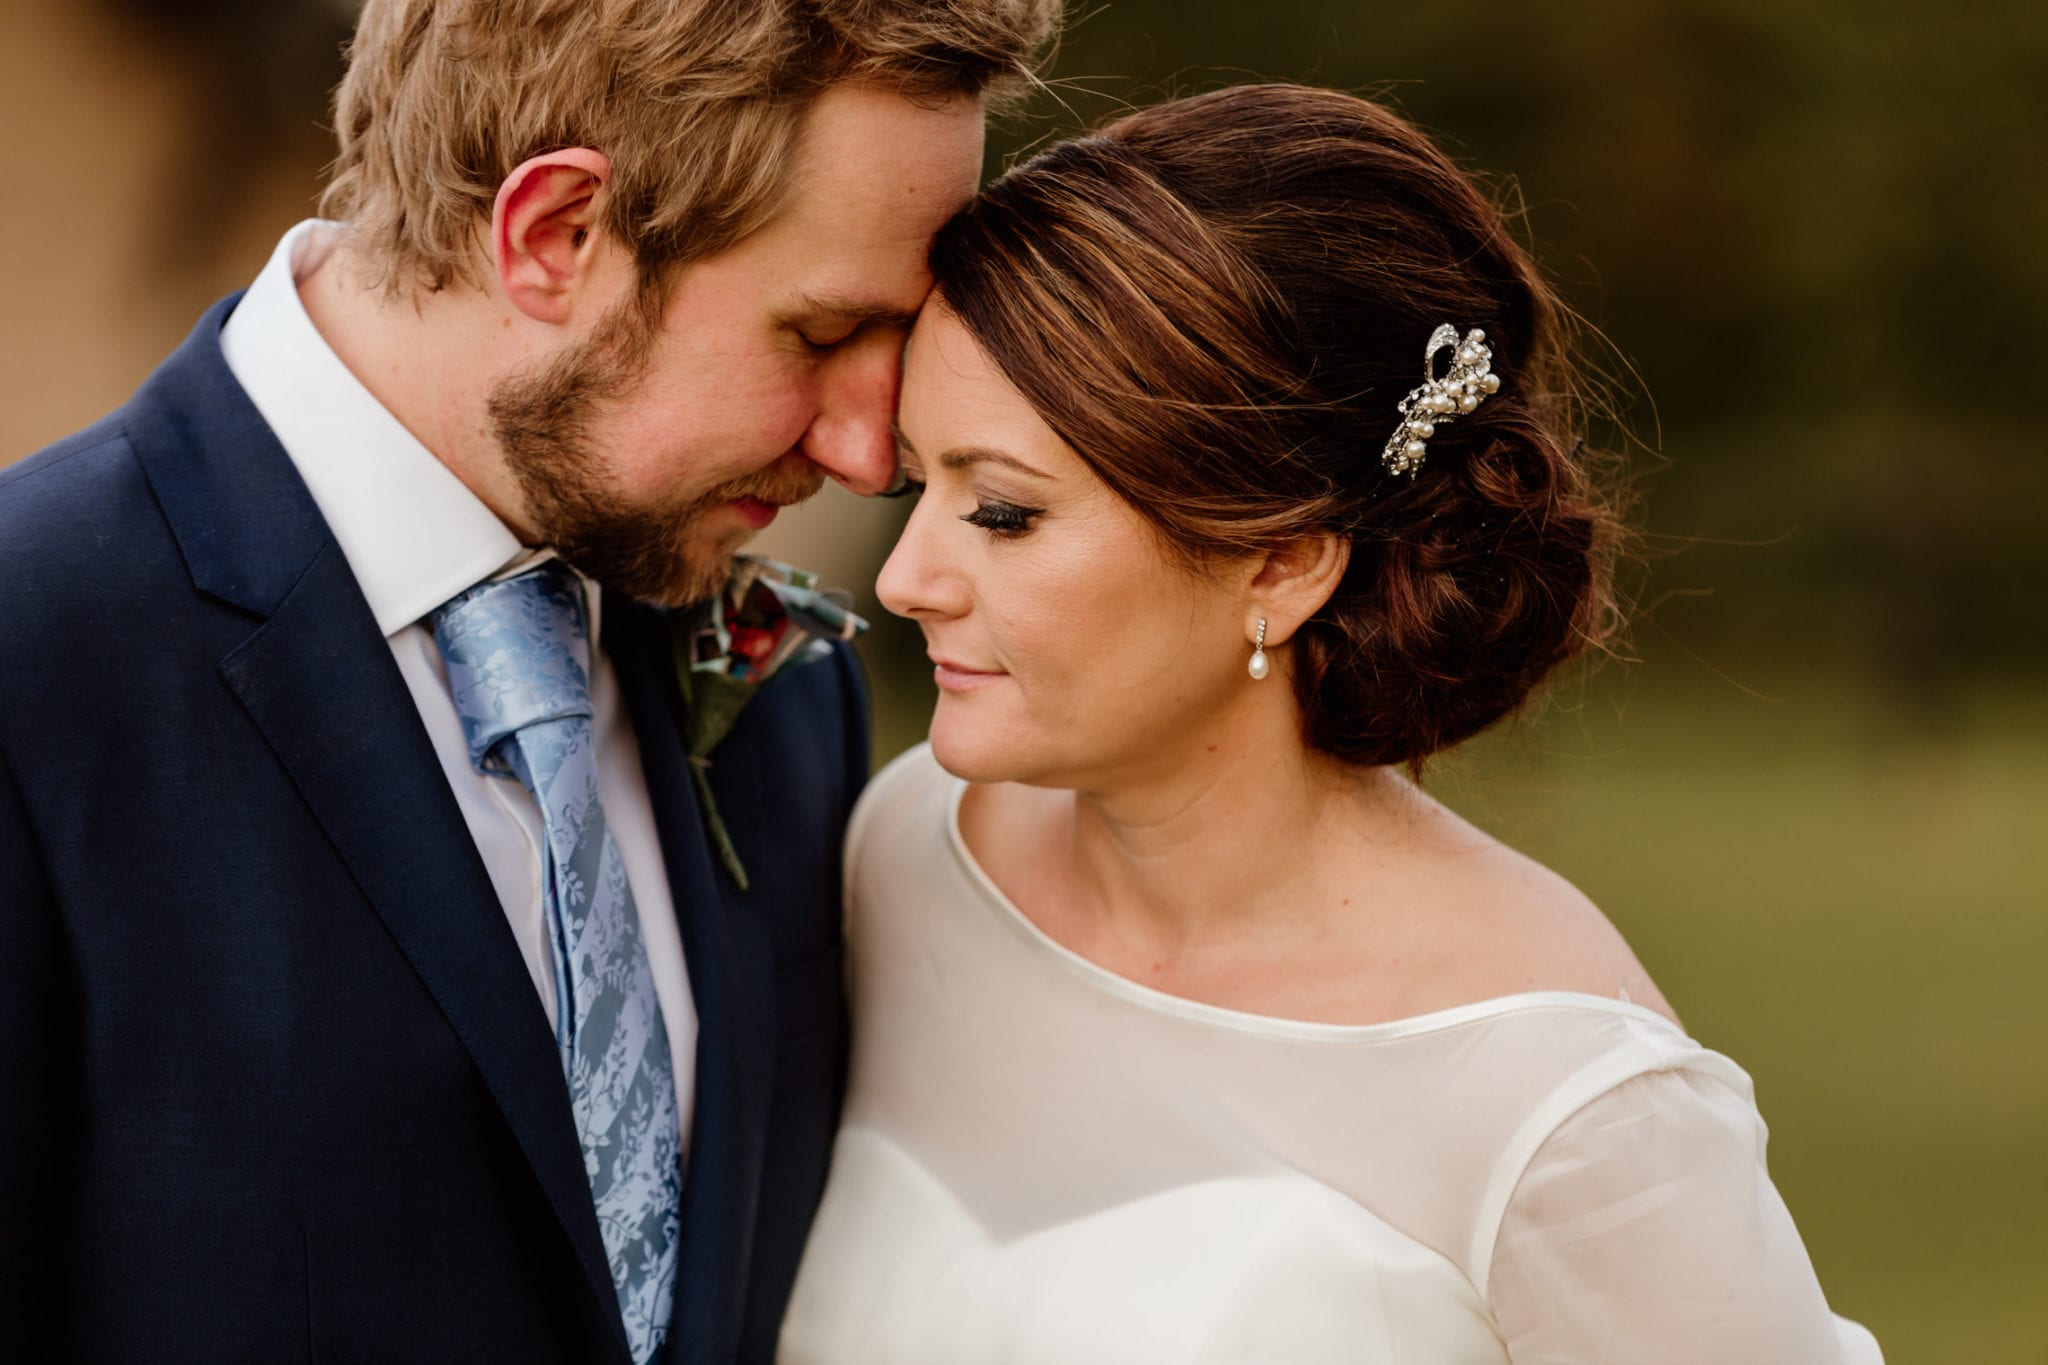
[{"left": 221, "top": 221, "right": 697, "bottom": 1159}]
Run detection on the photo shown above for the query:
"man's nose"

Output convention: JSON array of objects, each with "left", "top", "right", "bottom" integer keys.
[{"left": 801, "top": 328, "right": 904, "bottom": 497}]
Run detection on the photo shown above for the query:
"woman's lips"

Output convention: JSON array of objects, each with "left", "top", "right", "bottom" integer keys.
[
  {"left": 932, "top": 659, "right": 1005, "bottom": 692},
  {"left": 730, "top": 496, "right": 783, "bottom": 529}
]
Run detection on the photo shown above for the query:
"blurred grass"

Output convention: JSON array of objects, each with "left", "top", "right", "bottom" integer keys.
[
  {"left": 1434, "top": 669, "right": 2048, "bottom": 1363},
  {"left": 864, "top": 652, "right": 2048, "bottom": 1363}
]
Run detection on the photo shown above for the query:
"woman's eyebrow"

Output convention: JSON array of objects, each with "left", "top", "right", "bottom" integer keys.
[
  {"left": 892, "top": 422, "right": 1050, "bottom": 480},
  {"left": 940, "top": 448, "right": 1052, "bottom": 480},
  {"left": 891, "top": 420, "right": 921, "bottom": 463}
]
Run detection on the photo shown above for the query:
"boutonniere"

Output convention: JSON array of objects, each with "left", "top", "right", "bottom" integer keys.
[{"left": 668, "top": 555, "right": 868, "bottom": 890}]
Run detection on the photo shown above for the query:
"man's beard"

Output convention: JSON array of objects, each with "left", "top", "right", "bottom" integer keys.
[{"left": 486, "top": 298, "right": 823, "bottom": 607}]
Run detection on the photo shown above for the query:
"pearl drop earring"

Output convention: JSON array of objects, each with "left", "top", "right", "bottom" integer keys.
[{"left": 1248, "top": 618, "right": 1269, "bottom": 681}]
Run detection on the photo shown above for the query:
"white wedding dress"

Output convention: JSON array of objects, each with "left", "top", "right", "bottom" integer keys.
[{"left": 779, "top": 746, "right": 1881, "bottom": 1364}]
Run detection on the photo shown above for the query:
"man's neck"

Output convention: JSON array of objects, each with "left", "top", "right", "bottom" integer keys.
[{"left": 296, "top": 244, "right": 538, "bottom": 540}]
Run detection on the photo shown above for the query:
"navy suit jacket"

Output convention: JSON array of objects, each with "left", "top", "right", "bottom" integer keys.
[{"left": 0, "top": 298, "right": 863, "bottom": 1362}]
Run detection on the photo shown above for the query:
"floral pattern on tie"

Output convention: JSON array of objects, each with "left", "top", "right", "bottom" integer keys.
[{"left": 432, "top": 563, "right": 680, "bottom": 1365}]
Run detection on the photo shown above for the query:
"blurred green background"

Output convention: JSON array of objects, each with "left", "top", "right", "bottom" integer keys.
[{"left": 6, "top": 1, "right": 2043, "bottom": 1358}]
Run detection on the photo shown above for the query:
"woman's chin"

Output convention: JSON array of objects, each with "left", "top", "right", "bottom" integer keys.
[
  {"left": 927, "top": 706, "right": 1034, "bottom": 786},
  {"left": 926, "top": 726, "right": 999, "bottom": 785}
]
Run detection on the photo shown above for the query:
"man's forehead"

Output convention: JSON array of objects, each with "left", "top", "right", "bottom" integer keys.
[
  {"left": 747, "top": 86, "right": 982, "bottom": 314},
  {"left": 781, "top": 87, "right": 984, "bottom": 227}
]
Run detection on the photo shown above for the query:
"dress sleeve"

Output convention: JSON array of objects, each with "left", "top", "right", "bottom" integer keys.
[{"left": 1486, "top": 1065, "right": 1882, "bottom": 1364}]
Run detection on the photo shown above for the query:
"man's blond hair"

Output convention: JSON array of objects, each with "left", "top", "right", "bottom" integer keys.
[{"left": 321, "top": 0, "right": 1060, "bottom": 300}]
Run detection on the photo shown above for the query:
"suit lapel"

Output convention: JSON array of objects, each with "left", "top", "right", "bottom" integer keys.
[
  {"left": 219, "top": 549, "right": 629, "bottom": 1362},
  {"left": 607, "top": 597, "right": 777, "bottom": 1365},
  {"left": 128, "top": 300, "right": 632, "bottom": 1364}
]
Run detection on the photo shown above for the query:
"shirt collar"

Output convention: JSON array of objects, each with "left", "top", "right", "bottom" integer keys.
[{"left": 219, "top": 220, "right": 530, "bottom": 637}]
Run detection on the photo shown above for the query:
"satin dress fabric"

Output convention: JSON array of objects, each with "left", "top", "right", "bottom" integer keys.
[{"left": 780, "top": 746, "right": 1881, "bottom": 1365}]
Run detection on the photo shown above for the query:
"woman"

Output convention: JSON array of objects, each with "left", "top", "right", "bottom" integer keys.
[{"left": 780, "top": 86, "right": 1880, "bottom": 1363}]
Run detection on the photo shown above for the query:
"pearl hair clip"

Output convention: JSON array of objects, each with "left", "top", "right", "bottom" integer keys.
[{"left": 1380, "top": 325, "right": 1503, "bottom": 476}]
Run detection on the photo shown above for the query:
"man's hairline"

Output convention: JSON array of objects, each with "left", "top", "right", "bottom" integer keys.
[{"left": 635, "top": 80, "right": 986, "bottom": 326}]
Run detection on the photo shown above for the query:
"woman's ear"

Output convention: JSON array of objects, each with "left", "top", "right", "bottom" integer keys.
[
  {"left": 491, "top": 147, "right": 612, "bottom": 324},
  {"left": 1247, "top": 533, "right": 1350, "bottom": 646}
]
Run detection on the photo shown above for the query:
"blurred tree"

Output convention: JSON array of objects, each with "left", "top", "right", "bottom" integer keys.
[
  {"left": 985, "top": 0, "right": 2048, "bottom": 690},
  {"left": 14, "top": 0, "right": 2048, "bottom": 686}
]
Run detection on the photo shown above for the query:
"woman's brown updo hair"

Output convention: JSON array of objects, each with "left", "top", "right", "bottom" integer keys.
[{"left": 929, "top": 84, "right": 1622, "bottom": 769}]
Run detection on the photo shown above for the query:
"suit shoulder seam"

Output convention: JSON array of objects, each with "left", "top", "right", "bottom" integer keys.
[{"left": 0, "top": 429, "right": 135, "bottom": 496}]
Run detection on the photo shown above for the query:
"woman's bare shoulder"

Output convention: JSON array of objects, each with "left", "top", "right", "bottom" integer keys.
[
  {"left": 1360, "top": 789, "right": 1683, "bottom": 1028},
  {"left": 1471, "top": 843, "right": 1680, "bottom": 1026}
]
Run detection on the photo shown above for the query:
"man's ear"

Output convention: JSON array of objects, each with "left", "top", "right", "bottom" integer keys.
[
  {"left": 492, "top": 148, "right": 612, "bottom": 324},
  {"left": 1247, "top": 533, "right": 1350, "bottom": 647}
]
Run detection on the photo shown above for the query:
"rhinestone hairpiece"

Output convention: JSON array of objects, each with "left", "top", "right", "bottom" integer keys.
[{"left": 1380, "top": 324, "right": 1502, "bottom": 476}]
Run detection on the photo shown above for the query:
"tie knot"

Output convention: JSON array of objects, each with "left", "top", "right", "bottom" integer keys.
[{"left": 429, "top": 563, "right": 594, "bottom": 774}]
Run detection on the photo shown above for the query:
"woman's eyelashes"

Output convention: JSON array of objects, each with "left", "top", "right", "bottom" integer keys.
[
  {"left": 881, "top": 476, "right": 1043, "bottom": 538},
  {"left": 961, "top": 500, "right": 1043, "bottom": 538}
]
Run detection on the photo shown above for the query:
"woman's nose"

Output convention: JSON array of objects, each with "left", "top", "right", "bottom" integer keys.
[{"left": 876, "top": 495, "right": 965, "bottom": 622}]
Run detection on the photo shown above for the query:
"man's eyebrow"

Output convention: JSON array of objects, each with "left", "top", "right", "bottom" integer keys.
[
  {"left": 893, "top": 423, "right": 1052, "bottom": 481},
  {"left": 794, "top": 290, "right": 919, "bottom": 328}
]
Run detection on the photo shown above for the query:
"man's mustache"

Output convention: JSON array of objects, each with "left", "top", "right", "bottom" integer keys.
[{"left": 712, "top": 457, "right": 828, "bottom": 510}]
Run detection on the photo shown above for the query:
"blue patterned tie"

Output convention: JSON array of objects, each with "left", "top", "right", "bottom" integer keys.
[{"left": 429, "top": 564, "right": 680, "bottom": 1364}]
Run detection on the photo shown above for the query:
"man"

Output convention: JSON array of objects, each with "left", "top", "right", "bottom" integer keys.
[{"left": 0, "top": 1, "right": 1056, "bottom": 1360}]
